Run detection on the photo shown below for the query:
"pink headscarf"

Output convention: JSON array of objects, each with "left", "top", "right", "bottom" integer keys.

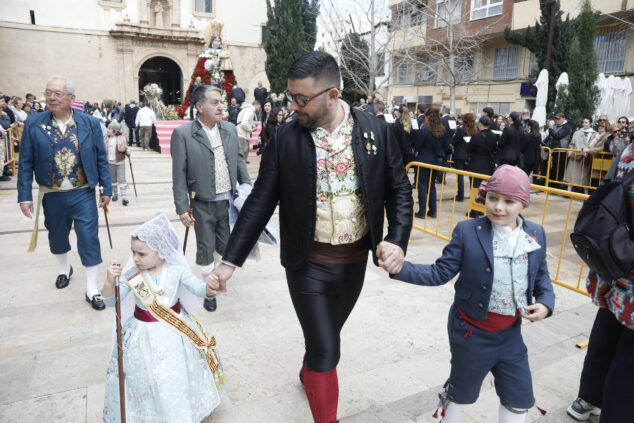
[{"left": 476, "top": 165, "right": 530, "bottom": 206}]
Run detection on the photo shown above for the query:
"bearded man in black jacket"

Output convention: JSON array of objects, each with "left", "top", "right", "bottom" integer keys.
[{"left": 210, "top": 51, "right": 413, "bottom": 423}]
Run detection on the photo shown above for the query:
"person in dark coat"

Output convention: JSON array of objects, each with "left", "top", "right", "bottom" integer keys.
[
  {"left": 227, "top": 97, "right": 240, "bottom": 125},
  {"left": 497, "top": 111, "right": 523, "bottom": 167},
  {"left": 123, "top": 100, "right": 140, "bottom": 146},
  {"left": 441, "top": 106, "right": 457, "bottom": 137},
  {"left": 521, "top": 120, "right": 542, "bottom": 177},
  {"left": 482, "top": 107, "right": 499, "bottom": 131},
  {"left": 187, "top": 76, "right": 204, "bottom": 120},
  {"left": 258, "top": 106, "right": 283, "bottom": 155},
  {"left": 451, "top": 113, "right": 477, "bottom": 201},
  {"left": 542, "top": 112, "right": 572, "bottom": 189},
  {"left": 416, "top": 104, "right": 425, "bottom": 128},
  {"left": 465, "top": 116, "right": 497, "bottom": 218},
  {"left": 253, "top": 81, "right": 268, "bottom": 105},
  {"left": 414, "top": 108, "right": 449, "bottom": 218},
  {"left": 467, "top": 116, "right": 497, "bottom": 188},
  {"left": 374, "top": 100, "right": 386, "bottom": 121},
  {"left": 392, "top": 105, "right": 416, "bottom": 167},
  {"left": 229, "top": 85, "right": 246, "bottom": 104}
]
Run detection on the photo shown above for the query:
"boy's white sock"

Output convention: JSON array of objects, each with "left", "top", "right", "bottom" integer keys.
[
  {"left": 441, "top": 401, "right": 463, "bottom": 423},
  {"left": 85, "top": 265, "right": 100, "bottom": 298},
  {"left": 55, "top": 253, "right": 71, "bottom": 276},
  {"left": 498, "top": 404, "right": 528, "bottom": 423}
]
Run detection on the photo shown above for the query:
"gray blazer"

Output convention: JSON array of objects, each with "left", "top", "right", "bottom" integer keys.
[{"left": 171, "top": 119, "right": 251, "bottom": 215}]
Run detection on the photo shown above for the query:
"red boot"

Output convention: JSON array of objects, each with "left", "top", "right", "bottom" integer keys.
[{"left": 303, "top": 364, "right": 339, "bottom": 423}]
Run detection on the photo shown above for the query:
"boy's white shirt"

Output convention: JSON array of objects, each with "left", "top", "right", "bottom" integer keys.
[{"left": 491, "top": 216, "right": 523, "bottom": 251}]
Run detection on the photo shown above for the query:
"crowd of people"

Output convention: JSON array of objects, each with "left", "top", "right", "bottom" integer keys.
[{"left": 346, "top": 96, "right": 631, "bottom": 206}]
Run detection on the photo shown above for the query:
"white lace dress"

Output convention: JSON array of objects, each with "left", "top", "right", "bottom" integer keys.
[{"left": 102, "top": 264, "right": 223, "bottom": 423}]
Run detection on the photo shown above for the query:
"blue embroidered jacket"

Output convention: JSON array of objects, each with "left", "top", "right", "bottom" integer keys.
[{"left": 17, "top": 111, "right": 112, "bottom": 202}]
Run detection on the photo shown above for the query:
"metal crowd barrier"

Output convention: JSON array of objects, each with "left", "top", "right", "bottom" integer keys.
[
  {"left": 1, "top": 126, "right": 22, "bottom": 176},
  {"left": 405, "top": 161, "right": 591, "bottom": 298},
  {"left": 533, "top": 147, "right": 614, "bottom": 191}
]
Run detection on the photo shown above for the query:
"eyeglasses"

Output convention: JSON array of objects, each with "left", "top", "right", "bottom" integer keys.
[
  {"left": 43, "top": 91, "right": 72, "bottom": 99},
  {"left": 284, "top": 87, "right": 336, "bottom": 108}
]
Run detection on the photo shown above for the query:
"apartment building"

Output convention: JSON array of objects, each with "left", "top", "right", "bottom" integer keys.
[{"left": 387, "top": 0, "right": 634, "bottom": 116}]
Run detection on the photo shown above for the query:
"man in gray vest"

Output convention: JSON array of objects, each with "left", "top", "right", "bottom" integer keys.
[{"left": 171, "top": 85, "right": 251, "bottom": 311}]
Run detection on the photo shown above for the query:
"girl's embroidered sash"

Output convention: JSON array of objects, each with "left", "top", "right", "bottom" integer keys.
[{"left": 124, "top": 267, "right": 226, "bottom": 390}]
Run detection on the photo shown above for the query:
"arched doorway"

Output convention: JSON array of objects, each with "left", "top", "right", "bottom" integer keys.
[{"left": 138, "top": 56, "right": 182, "bottom": 105}]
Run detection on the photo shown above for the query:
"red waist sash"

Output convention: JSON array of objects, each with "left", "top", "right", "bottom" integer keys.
[
  {"left": 458, "top": 306, "right": 520, "bottom": 333},
  {"left": 134, "top": 301, "right": 181, "bottom": 322}
]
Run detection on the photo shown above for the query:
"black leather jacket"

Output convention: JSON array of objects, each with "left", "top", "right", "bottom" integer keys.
[{"left": 223, "top": 107, "right": 413, "bottom": 270}]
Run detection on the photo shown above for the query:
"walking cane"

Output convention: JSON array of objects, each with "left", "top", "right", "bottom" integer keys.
[
  {"left": 100, "top": 187, "right": 113, "bottom": 249},
  {"left": 127, "top": 155, "right": 138, "bottom": 198},
  {"left": 183, "top": 191, "right": 196, "bottom": 254},
  {"left": 114, "top": 265, "right": 127, "bottom": 423}
]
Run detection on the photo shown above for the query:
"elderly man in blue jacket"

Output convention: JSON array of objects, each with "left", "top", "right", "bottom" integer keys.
[{"left": 18, "top": 75, "right": 112, "bottom": 310}]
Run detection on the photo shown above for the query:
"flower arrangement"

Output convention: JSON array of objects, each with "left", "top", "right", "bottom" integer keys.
[
  {"left": 270, "top": 93, "right": 286, "bottom": 107},
  {"left": 140, "top": 83, "right": 183, "bottom": 120}
]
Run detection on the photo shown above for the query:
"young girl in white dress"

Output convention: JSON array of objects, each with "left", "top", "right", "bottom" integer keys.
[{"left": 101, "top": 213, "right": 225, "bottom": 423}]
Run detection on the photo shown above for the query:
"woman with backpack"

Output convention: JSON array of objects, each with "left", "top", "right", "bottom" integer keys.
[{"left": 567, "top": 141, "right": 634, "bottom": 422}]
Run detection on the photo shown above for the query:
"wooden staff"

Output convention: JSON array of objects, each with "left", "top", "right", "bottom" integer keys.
[
  {"left": 183, "top": 191, "right": 196, "bottom": 254},
  {"left": 127, "top": 155, "right": 138, "bottom": 198},
  {"left": 114, "top": 269, "right": 126, "bottom": 423},
  {"left": 100, "top": 187, "right": 113, "bottom": 249}
]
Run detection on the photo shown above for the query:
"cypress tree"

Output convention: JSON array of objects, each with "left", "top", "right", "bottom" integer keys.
[
  {"left": 504, "top": 0, "right": 576, "bottom": 111},
  {"left": 340, "top": 33, "right": 370, "bottom": 103},
  {"left": 302, "top": 0, "right": 320, "bottom": 51},
  {"left": 265, "top": 0, "right": 318, "bottom": 94},
  {"left": 564, "top": 0, "right": 599, "bottom": 127}
]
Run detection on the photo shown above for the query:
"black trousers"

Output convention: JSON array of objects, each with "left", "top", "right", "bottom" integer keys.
[
  {"left": 286, "top": 259, "right": 367, "bottom": 373},
  {"left": 417, "top": 167, "right": 437, "bottom": 215},
  {"left": 578, "top": 307, "right": 634, "bottom": 421},
  {"left": 453, "top": 159, "right": 465, "bottom": 199},
  {"left": 550, "top": 151, "right": 567, "bottom": 189},
  {"left": 128, "top": 127, "right": 139, "bottom": 146}
]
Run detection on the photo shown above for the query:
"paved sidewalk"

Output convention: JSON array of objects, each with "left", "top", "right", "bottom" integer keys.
[{"left": 0, "top": 148, "right": 598, "bottom": 422}]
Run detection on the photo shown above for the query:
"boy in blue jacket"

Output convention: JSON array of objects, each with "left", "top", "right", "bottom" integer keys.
[{"left": 381, "top": 165, "right": 555, "bottom": 422}]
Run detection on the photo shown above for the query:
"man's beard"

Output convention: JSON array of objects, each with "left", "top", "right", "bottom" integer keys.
[
  {"left": 297, "top": 113, "right": 318, "bottom": 130},
  {"left": 297, "top": 108, "right": 327, "bottom": 131}
]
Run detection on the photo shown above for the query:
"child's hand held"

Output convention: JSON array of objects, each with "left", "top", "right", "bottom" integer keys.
[{"left": 207, "top": 273, "right": 219, "bottom": 289}]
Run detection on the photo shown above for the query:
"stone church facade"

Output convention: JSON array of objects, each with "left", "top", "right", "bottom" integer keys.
[{"left": 0, "top": 0, "right": 269, "bottom": 104}]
